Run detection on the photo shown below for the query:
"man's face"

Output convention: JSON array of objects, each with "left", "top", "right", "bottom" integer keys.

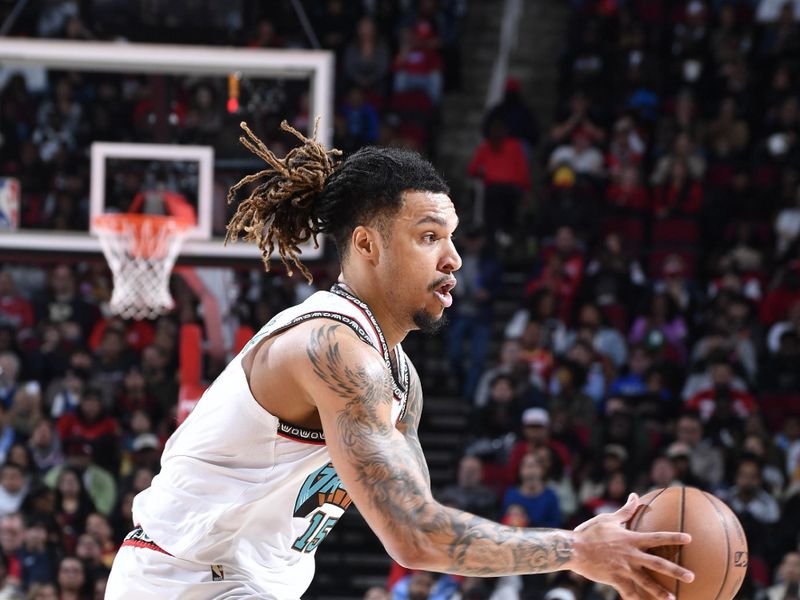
[
  {"left": 408, "top": 572, "right": 435, "bottom": 600},
  {"left": 58, "top": 558, "right": 84, "bottom": 591},
  {"left": 376, "top": 191, "right": 461, "bottom": 334},
  {"left": 783, "top": 553, "right": 800, "bottom": 583},
  {"left": 736, "top": 462, "right": 761, "bottom": 494},
  {"left": 0, "top": 516, "right": 23, "bottom": 550},
  {"left": 676, "top": 417, "right": 702, "bottom": 446},
  {"left": 0, "top": 467, "right": 23, "bottom": 494},
  {"left": 458, "top": 457, "right": 482, "bottom": 488}
]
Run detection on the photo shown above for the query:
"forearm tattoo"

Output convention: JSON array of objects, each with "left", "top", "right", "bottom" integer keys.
[{"left": 307, "top": 324, "right": 574, "bottom": 575}]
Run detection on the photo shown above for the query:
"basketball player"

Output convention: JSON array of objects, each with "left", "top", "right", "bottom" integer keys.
[{"left": 106, "top": 122, "right": 694, "bottom": 599}]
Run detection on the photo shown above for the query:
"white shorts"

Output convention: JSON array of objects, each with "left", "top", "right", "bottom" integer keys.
[{"left": 106, "top": 528, "right": 280, "bottom": 599}]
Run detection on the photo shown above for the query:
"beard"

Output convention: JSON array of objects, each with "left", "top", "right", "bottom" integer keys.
[{"left": 413, "top": 309, "right": 448, "bottom": 335}]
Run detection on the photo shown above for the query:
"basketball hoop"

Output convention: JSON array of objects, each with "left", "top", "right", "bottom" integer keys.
[{"left": 93, "top": 214, "right": 193, "bottom": 320}]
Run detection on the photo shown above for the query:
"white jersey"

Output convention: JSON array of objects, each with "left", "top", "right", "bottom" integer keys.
[{"left": 132, "top": 286, "right": 410, "bottom": 599}]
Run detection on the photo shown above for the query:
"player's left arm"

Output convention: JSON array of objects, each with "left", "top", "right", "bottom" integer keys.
[{"left": 394, "top": 360, "right": 431, "bottom": 489}]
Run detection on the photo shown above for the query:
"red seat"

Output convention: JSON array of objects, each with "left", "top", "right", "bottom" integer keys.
[
  {"left": 652, "top": 217, "right": 700, "bottom": 245},
  {"left": 389, "top": 90, "right": 434, "bottom": 115},
  {"left": 601, "top": 216, "right": 646, "bottom": 254},
  {"left": 760, "top": 393, "right": 800, "bottom": 432}
]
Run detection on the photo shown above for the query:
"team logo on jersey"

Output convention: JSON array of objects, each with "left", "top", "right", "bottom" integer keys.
[
  {"left": 291, "top": 462, "right": 352, "bottom": 553},
  {"left": 294, "top": 462, "right": 352, "bottom": 517}
]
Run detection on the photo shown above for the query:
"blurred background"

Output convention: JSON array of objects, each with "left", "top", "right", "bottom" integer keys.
[{"left": 0, "top": 0, "right": 799, "bottom": 599}]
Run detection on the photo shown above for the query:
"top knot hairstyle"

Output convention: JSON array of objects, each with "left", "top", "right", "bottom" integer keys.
[{"left": 225, "top": 120, "right": 449, "bottom": 282}]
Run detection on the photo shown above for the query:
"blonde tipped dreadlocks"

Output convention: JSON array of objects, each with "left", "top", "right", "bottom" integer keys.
[{"left": 225, "top": 119, "right": 342, "bottom": 283}]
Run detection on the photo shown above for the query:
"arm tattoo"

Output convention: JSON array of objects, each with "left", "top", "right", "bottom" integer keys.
[
  {"left": 307, "top": 324, "right": 574, "bottom": 576},
  {"left": 397, "top": 365, "right": 431, "bottom": 488}
]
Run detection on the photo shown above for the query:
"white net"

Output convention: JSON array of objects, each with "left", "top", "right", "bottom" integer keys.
[{"left": 94, "top": 214, "right": 191, "bottom": 320}]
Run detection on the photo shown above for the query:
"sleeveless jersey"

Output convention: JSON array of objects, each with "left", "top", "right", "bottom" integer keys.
[{"left": 132, "top": 286, "right": 410, "bottom": 599}]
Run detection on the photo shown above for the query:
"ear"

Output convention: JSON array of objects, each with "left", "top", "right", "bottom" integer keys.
[{"left": 351, "top": 225, "right": 381, "bottom": 264}]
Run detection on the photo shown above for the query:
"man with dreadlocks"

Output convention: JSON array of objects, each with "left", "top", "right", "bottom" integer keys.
[{"left": 106, "top": 122, "right": 694, "bottom": 599}]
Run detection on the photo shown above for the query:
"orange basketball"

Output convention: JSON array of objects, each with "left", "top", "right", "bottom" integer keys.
[{"left": 627, "top": 487, "right": 749, "bottom": 600}]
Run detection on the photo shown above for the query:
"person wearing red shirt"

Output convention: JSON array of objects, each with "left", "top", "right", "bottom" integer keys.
[
  {"left": 651, "top": 160, "right": 703, "bottom": 217},
  {"left": 507, "top": 408, "right": 572, "bottom": 490},
  {"left": 56, "top": 389, "right": 118, "bottom": 444},
  {"left": 392, "top": 22, "right": 444, "bottom": 102},
  {"left": 0, "top": 271, "right": 33, "bottom": 331},
  {"left": 468, "top": 117, "right": 531, "bottom": 244},
  {"left": 685, "top": 359, "right": 757, "bottom": 422},
  {"left": 605, "top": 165, "right": 649, "bottom": 214}
]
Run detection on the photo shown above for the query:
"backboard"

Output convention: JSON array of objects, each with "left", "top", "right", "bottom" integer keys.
[{"left": 0, "top": 39, "right": 334, "bottom": 264}]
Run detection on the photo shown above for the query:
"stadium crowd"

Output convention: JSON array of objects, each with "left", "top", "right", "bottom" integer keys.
[
  {"left": 1, "top": 0, "right": 800, "bottom": 599},
  {"left": 422, "top": 0, "right": 800, "bottom": 599}
]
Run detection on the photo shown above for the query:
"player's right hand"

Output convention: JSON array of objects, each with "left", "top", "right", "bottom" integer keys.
[{"left": 570, "top": 493, "right": 695, "bottom": 600}]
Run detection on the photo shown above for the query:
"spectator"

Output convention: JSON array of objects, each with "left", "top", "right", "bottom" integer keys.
[
  {"left": 84, "top": 513, "right": 116, "bottom": 570},
  {"left": 651, "top": 132, "right": 707, "bottom": 185},
  {"left": 557, "top": 302, "right": 628, "bottom": 369},
  {"left": 9, "top": 384, "right": 42, "bottom": 441},
  {"left": 629, "top": 292, "right": 688, "bottom": 363},
  {"left": 674, "top": 412, "right": 725, "bottom": 488},
  {"left": 651, "top": 160, "right": 704, "bottom": 218},
  {"left": 473, "top": 340, "right": 538, "bottom": 409},
  {"left": 44, "top": 440, "right": 115, "bottom": 517},
  {"left": 27, "top": 421, "right": 63, "bottom": 474},
  {"left": 55, "top": 389, "right": 118, "bottom": 455},
  {"left": 685, "top": 357, "right": 757, "bottom": 423},
  {"left": 507, "top": 408, "right": 571, "bottom": 485},
  {"left": 342, "top": 17, "right": 391, "bottom": 91},
  {"left": 447, "top": 227, "right": 502, "bottom": 399},
  {"left": 483, "top": 78, "right": 540, "bottom": 152},
  {"left": 604, "top": 165, "right": 649, "bottom": 214},
  {"left": 504, "top": 288, "right": 566, "bottom": 348},
  {"left": 336, "top": 88, "right": 380, "bottom": 152},
  {"left": 579, "top": 444, "right": 629, "bottom": 504},
  {"left": 0, "top": 406, "right": 17, "bottom": 467},
  {"left": 533, "top": 445, "right": 578, "bottom": 521},
  {"left": 247, "top": 19, "right": 283, "bottom": 49},
  {"left": 467, "top": 118, "right": 531, "bottom": 239},
  {"left": 0, "top": 465, "right": 27, "bottom": 518},
  {"left": 436, "top": 455, "right": 498, "bottom": 519},
  {"left": 583, "top": 232, "right": 648, "bottom": 311},
  {"left": 0, "top": 354, "right": 20, "bottom": 410},
  {"left": 579, "top": 470, "right": 629, "bottom": 518},
  {"left": 720, "top": 456, "right": 780, "bottom": 562},
  {"left": 757, "top": 0, "right": 800, "bottom": 23},
  {"left": 34, "top": 266, "right": 97, "bottom": 339},
  {"left": 549, "top": 91, "right": 605, "bottom": 147},
  {"left": 605, "top": 116, "right": 646, "bottom": 178},
  {"left": 0, "top": 514, "right": 23, "bottom": 587},
  {"left": 27, "top": 583, "right": 57, "bottom": 599},
  {"left": 0, "top": 274, "right": 33, "bottom": 334},
  {"left": 55, "top": 557, "right": 85, "bottom": 600},
  {"left": 469, "top": 375, "right": 524, "bottom": 454},
  {"left": 765, "top": 551, "right": 800, "bottom": 600},
  {"left": 642, "top": 455, "right": 681, "bottom": 493},
  {"left": 548, "top": 130, "right": 605, "bottom": 181},
  {"left": 364, "top": 587, "right": 390, "bottom": 600},
  {"left": 18, "top": 519, "right": 56, "bottom": 590},
  {"left": 392, "top": 23, "right": 444, "bottom": 103},
  {"left": 390, "top": 570, "right": 458, "bottom": 600},
  {"left": 502, "top": 454, "right": 561, "bottom": 528}
]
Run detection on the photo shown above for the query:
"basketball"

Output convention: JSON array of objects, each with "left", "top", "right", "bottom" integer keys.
[{"left": 628, "top": 487, "right": 749, "bottom": 600}]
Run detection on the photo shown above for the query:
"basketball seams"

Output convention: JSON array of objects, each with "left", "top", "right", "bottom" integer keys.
[
  {"left": 675, "top": 486, "right": 686, "bottom": 600},
  {"left": 702, "top": 492, "right": 732, "bottom": 600},
  {"left": 629, "top": 486, "right": 669, "bottom": 531}
]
